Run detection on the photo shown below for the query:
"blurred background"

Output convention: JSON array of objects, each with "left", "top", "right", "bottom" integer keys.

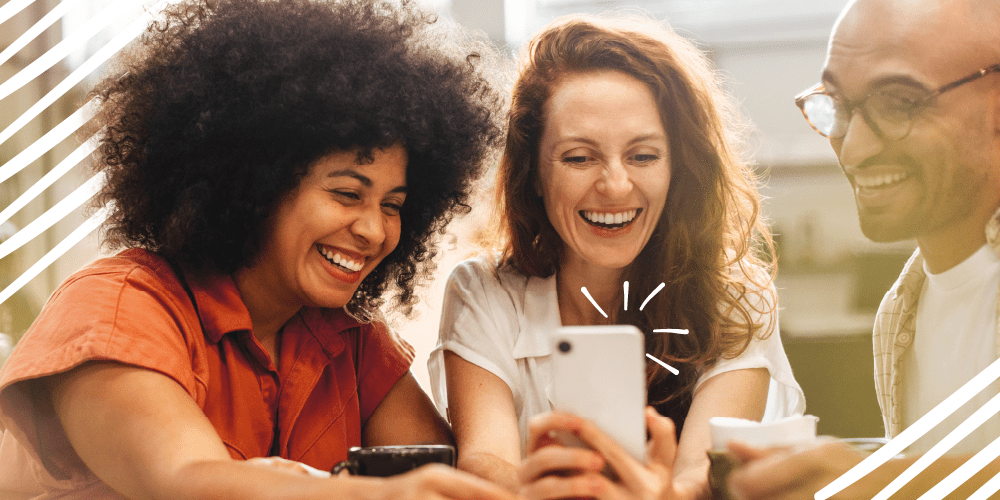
[{"left": 0, "top": 0, "right": 916, "bottom": 438}]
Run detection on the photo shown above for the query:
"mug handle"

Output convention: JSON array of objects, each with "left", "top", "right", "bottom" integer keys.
[{"left": 331, "top": 459, "right": 359, "bottom": 476}]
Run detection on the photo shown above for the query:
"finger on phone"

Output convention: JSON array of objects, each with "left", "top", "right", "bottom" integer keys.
[
  {"left": 520, "top": 471, "right": 616, "bottom": 500},
  {"left": 518, "top": 445, "right": 605, "bottom": 483},
  {"left": 526, "top": 411, "right": 585, "bottom": 453},
  {"left": 645, "top": 407, "right": 678, "bottom": 469},
  {"left": 561, "top": 413, "right": 648, "bottom": 490}
]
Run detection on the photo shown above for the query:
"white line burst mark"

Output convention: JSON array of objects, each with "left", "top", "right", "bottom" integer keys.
[
  {"left": 623, "top": 281, "right": 629, "bottom": 311},
  {"left": 653, "top": 329, "right": 689, "bottom": 335},
  {"left": 645, "top": 353, "right": 679, "bottom": 376},
  {"left": 639, "top": 282, "right": 665, "bottom": 311},
  {"left": 580, "top": 287, "right": 608, "bottom": 318}
]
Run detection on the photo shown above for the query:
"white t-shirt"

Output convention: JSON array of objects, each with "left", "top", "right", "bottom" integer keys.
[
  {"left": 428, "top": 256, "right": 805, "bottom": 453},
  {"left": 903, "top": 244, "right": 1000, "bottom": 455}
]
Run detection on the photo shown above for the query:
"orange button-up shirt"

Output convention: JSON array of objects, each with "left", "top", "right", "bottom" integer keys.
[{"left": 0, "top": 249, "right": 413, "bottom": 499}]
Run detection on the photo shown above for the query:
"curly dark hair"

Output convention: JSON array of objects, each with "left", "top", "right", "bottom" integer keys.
[{"left": 89, "top": 0, "right": 506, "bottom": 317}]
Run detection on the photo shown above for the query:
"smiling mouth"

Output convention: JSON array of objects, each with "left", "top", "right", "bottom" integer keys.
[
  {"left": 579, "top": 208, "right": 642, "bottom": 229},
  {"left": 316, "top": 245, "right": 364, "bottom": 274},
  {"left": 854, "top": 172, "right": 911, "bottom": 190}
]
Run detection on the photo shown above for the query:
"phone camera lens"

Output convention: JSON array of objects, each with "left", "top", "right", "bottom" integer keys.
[{"left": 557, "top": 341, "right": 571, "bottom": 353}]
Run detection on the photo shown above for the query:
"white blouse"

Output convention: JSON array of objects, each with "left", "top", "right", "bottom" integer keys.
[{"left": 428, "top": 256, "right": 805, "bottom": 454}]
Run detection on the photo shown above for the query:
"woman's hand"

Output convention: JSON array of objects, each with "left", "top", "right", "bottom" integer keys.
[
  {"left": 517, "top": 408, "right": 701, "bottom": 500},
  {"left": 247, "top": 456, "right": 332, "bottom": 478},
  {"left": 375, "top": 463, "right": 523, "bottom": 500}
]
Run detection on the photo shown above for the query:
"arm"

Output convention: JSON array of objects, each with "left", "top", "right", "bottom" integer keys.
[
  {"left": 444, "top": 351, "right": 522, "bottom": 492},
  {"left": 363, "top": 371, "right": 454, "bottom": 447},
  {"left": 47, "top": 361, "right": 518, "bottom": 500},
  {"left": 671, "top": 367, "right": 769, "bottom": 497},
  {"left": 728, "top": 440, "right": 1000, "bottom": 500}
]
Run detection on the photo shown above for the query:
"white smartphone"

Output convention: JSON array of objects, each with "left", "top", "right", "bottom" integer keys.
[{"left": 549, "top": 325, "right": 647, "bottom": 462}]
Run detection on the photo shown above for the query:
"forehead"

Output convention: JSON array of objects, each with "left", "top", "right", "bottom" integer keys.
[
  {"left": 542, "top": 71, "right": 665, "bottom": 141},
  {"left": 823, "top": 0, "right": 996, "bottom": 93}
]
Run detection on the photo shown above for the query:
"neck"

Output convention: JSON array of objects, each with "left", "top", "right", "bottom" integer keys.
[
  {"left": 556, "top": 257, "right": 625, "bottom": 325},
  {"left": 232, "top": 267, "right": 301, "bottom": 357},
  {"left": 918, "top": 203, "right": 998, "bottom": 274}
]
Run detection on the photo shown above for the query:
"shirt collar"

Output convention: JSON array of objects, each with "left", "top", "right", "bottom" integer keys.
[
  {"left": 511, "top": 271, "right": 561, "bottom": 359},
  {"left": 891, "top": 205, "right": 1000, "bottom": 309},
  {"left": 183, "top": 272, "right": 254, "bottom": 344}
]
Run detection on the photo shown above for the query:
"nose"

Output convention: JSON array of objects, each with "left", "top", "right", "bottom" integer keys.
[
  {"left": 350, "top": 205, "right": 385, "bottom": 249},
  {"left": 596, "top": 160, "right": 632, "bottom": 199},
  {"left": 833, "top": 108, "right": 885, "bottom": 169}
]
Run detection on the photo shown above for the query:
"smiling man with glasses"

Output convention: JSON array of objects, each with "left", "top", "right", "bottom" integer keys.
[{"left": 725, "top": 0, "right": 1000, "bottom": 498}]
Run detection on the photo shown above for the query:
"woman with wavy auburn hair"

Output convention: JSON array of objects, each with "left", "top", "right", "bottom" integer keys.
[{"left": 429, "top": 13, "right": 804, "bottom": 499}]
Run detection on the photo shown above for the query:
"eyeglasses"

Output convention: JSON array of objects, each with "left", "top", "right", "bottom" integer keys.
[{"left": 794, "top": 64, "right": 1000, "bottom": 140}]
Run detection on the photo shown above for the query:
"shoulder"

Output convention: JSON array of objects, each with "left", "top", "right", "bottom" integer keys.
[
  {"left": 53, "top": 249, "right": 180, "bottom": 301},
  {"left": 446, "top": 255, "right": 530, "bottom": 300},
  {"left": 725, "top": 261, "right": 777, "bottom": 313}
]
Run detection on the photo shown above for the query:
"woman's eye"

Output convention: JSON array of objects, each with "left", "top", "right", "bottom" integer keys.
[
  {"left": 562, "top": 156, "right": 590, "bottom": 165},
  {"left": 632, "top": 154, "right": 660, "bottom": 163},
  {"left": 381, "top": 202, "right": 403, "bottom": 215},
  {"left": 333, "top": 190, "right": 361, "bottom": 201}
]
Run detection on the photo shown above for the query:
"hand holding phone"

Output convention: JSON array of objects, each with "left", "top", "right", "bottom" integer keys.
[{"left": 548, "top": 325, "right": 647, "bottom": 462}]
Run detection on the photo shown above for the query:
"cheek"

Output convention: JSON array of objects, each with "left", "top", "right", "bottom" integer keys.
[{"left": 384, "top": 218, "right": 403, "bottom": 253}]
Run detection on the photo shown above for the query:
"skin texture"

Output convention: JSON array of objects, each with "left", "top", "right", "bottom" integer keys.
[
  {"left": 729, "top": 0, "right": 1000, "bottom": 498},
  {"left": 44, "top": 148, "right": 518, "bottom": 500},
  {"left": 823, "top": 0, "right": 1000, "bottom": 272},
  {"left": 447, "top": 71, "right": 771, "bottom": 500}
]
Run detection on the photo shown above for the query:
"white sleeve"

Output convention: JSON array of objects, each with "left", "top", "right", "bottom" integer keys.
[
  {"left": 427, "top": 258, "right": 524, "bottom": 419},
  {"left": 694, "top": 281, "right": 806, "bottom": 421}
]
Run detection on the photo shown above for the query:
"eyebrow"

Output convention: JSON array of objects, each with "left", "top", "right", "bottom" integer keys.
[
  {"left": 327, "top": 169, "right": 408, "bottom": 194},
  {"left": 556, "top": 133, "right": 668, "bottom": 148},
  {"left": 821, "top": 70, "right": 932, "bottom": 95}
]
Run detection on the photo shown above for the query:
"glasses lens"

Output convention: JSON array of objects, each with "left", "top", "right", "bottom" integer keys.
[
  {"left": 802, "top": 94, "right": 847, "bottom": 138},
  {"left": 866, "top": 93, "right": 916, "bottom": 140}
]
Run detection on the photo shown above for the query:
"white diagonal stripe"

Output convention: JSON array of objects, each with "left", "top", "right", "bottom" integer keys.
[
  {"left": 0, "top": 98, "right": 98, "bottom": 185},
  {"left": 0, "top": 205, "right": 108, "bottom": 306},
  {"left": 915, "top": 435, "right": 1000, "bottom": 500},
  {"left": 0, "top": 0, "right": 87, "bottom": 68},
  {"left": 0, "top": 0, "right": 173, "bottom": 147},
  {"left": 0, "top": 0, "right": 36, "bottom": 26},
  {"left": 816, "top": 356, "right": 1000, "bottom": 499},
  {"left": 872, "top": 391, "right": 1000, "bottom": 500},
  {"left": 0, "top": 135, "right": 100, "bottom": 228},
  {"left": 967, "top": 468, "right": 1000, "bottom": 500},
  {"left": 0, "top": 171, "right": 105, "bottom": 260},
  {"left": 0, "top": 0, "right": 130, "bottom": 101}
]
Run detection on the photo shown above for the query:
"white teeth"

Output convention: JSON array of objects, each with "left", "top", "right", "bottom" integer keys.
[
  {"left": 583, "top": 210, "right": 638, "bottom": 225},
  {"left": 318, "top": 246, "right": 364, "bottom": 272},
  {"left": 855, "top": 172, "right": 908, "bottom": 188}
]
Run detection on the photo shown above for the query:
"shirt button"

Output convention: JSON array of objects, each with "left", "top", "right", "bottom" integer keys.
[{"left": 898, "top": 332, "right": 911, "bottom": 344}]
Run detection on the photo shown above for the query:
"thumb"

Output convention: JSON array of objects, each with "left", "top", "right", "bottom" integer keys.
[{"left": 646, "top": 407, "right": 678, "bottom": 468}]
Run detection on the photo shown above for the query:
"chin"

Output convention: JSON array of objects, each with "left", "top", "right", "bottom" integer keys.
[{"left": 858, "top": 215, "right": 922, "bottom": 243}]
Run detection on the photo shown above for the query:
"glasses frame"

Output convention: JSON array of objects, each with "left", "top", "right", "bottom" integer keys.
[{"left": 794, "top": 63, "right": 1000, "bottom": 140}]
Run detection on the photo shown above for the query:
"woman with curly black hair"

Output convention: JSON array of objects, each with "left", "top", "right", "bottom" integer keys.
[{"left": 0, "top": 0, "right": 515, "bottom": 499}]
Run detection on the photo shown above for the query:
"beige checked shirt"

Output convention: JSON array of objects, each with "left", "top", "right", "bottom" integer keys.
[{"left": 873, "top": 207, "right": 1000, "bottom": 438}]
